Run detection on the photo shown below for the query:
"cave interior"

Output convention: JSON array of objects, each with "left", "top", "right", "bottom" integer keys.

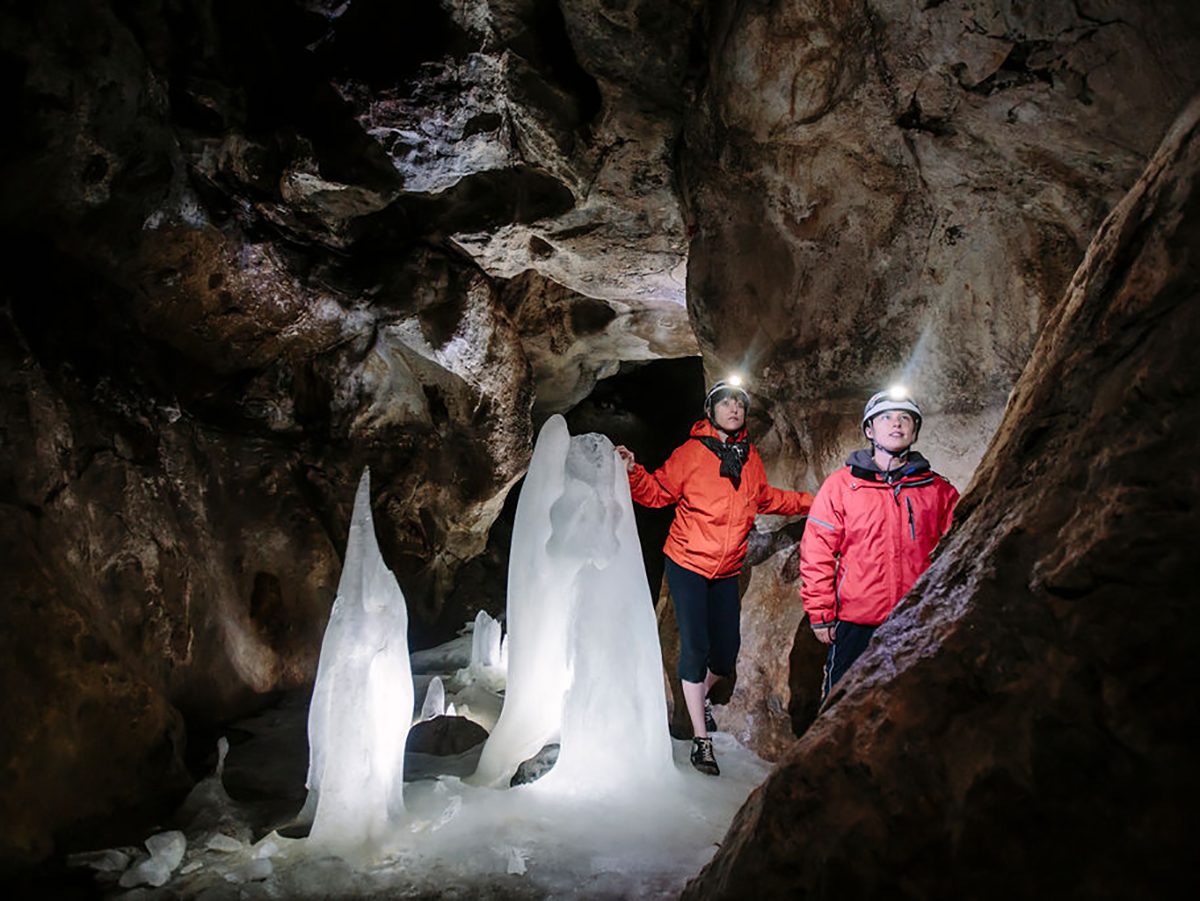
[{"left": 1, "top": 0, "right": 1198, "bottom": 898}]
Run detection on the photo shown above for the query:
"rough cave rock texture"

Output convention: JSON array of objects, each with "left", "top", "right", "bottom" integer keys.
[
  {"left": 683, "top": 94, "right": 1200, "bottom": 901},
  {"left": 681, "top": 0, "right": 1200, "bottom": 749},
  {"left": 683, "top": 0, "right": 1200, "bottom": 492},
  {"left": 0, "top": 0, "right": 700, "bottom": 866}
]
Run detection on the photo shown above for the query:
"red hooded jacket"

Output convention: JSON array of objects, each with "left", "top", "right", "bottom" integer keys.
[
  {"left": 628, "top": 420, "right": 813, "bottom": 579},
  {"left": 800, "top": 449, "right": 958, "bottom": 627}
]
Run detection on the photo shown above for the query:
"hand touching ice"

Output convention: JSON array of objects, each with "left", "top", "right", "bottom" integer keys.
[{"left": 615, "top": 445, "right": 636, "bottom": 472}]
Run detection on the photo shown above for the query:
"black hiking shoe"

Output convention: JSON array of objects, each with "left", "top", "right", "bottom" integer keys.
[
  {"left": 690, "top": 736, "right": 720, "bottom": 776},
  {"left": 703, "top": 698, "right": 717, "bottom": 733}
]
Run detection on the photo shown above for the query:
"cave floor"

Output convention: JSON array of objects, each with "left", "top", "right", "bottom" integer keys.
[{"left": 53, "top": 688, "right": 768, "bottom": 900}]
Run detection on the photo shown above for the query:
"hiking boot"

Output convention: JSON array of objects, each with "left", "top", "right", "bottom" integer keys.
[
  {"left": 690, "top": 736, "right": 720, "bottom": 776},
  {"left": 703, "top": 698, "right": 717, "bottom": 733}
]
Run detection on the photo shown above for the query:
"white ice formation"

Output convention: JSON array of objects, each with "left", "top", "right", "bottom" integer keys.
[
  {"left": 454, "top": 608, "right": 507, "bottom": 695},
  {"left": 66, "top": 848, "right": 130, "bottom": 874},
  {"left": 471, "top": 415, "right": 675, "bottom": 790},
  {"left": 471, "top": 609, "right": 503, "bottom": 669},
  {"left": 117, "top": 830, "right": 187, "bottom": 888},
  {"left": 298, "top": 467, "right": 415, "bottom": 853},
  {"left": 64, "top": 426, "right": 770, "bottom": 896},
  {"left": 420, "top": 675, "right": 446, "bottom": 720},
  {"left": 174, "top": 737, "right": 248, "bottom": 847},
  {"left": 205, "top": 833, "right": 244, "bottom": 853}
]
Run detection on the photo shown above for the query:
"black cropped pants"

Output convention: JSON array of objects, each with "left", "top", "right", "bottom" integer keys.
[{"left": 664, "top": 557, "right": 741, "bottom": 683}]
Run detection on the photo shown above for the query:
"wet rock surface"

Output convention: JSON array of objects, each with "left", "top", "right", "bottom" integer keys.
[
  {"left": 682, "top": 94, "right": 1200, "bottom": 901},
  {"left": 510, "top": 743, "right": 561, "bottom": 787},
  {"left": 406, "top": 716, "right": 490, "bottom": 757}
]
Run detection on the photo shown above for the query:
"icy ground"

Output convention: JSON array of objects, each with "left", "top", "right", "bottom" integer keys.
[{"left": 71, "top": 634, "right": 770, "bottom": 900}]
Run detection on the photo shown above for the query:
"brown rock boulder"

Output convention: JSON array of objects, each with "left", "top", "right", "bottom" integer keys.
[{"left": 406, "top": 715, "right": 489, "bottom": 757}]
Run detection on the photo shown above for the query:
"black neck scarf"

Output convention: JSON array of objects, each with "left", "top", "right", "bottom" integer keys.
[{"left": 695, "top": 435, "right": 749, "bottom": 488}]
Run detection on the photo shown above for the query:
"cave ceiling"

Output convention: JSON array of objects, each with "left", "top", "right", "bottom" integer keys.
[{"left": 0, "top": 0, "right": 703, "bottom": 639}]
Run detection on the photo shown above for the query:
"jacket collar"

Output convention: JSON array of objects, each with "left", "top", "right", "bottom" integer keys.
[
  {"left": 690, "top": 418, "right": 748, "bottom": 443},
  {"left": 847, "top": 447, "right": 932, "bottom": 482}
]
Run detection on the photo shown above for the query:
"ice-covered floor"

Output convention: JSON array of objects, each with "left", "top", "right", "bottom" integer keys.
[{"left": 75, "top": 665, "right": 769, "bottom": 900}]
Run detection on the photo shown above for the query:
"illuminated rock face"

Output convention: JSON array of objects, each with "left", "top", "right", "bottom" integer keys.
[
  {"left": 682, "top": 0, "right": 1200, "bottom": 494},
  {"left": 301, "top": 469, "right": 414, "bottom": 854},
  {"left": 472, "top": 416, "right": 673, "bottom": 790},
  {"left": 682, "top": 0, "right": 1200, "bottom": 760},
  {"left": 682, "top": 96, "right": 1200, "bottom": 901}
]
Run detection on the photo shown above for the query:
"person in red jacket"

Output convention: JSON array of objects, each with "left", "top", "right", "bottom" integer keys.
[
  {"left": 616, "top": 378, "right": 812, "bottom": 776},
  {"left": 800, "top": 387, "right": 959, "bottom": 699}
]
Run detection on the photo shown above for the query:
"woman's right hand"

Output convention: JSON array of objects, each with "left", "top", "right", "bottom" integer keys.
[
  {"left": 615, "top": 445, "right": 636, "bottom": 473},
  {"left": 811, "top": 622, "right": 837, "bottom": 645}
]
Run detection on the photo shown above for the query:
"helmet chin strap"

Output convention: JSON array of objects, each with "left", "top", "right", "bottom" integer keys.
[{"left": 870, "top": 438, "right": 912, "bottom": 470}]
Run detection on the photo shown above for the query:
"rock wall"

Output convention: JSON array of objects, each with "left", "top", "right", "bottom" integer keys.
[
  {"left": 679, "top": 0, "right": 1200, "bottom": 752},
  {"left": 3, "top": 0, "right": 1198, "bottom": 877},
  {"left": 0, "top": 0, "right": 701, "bottom": 867},
  {"left": 682, "top": 0, "right": 1200, "bottom": 490},
  {"left": 683, "top": 92, "right": 1200, "bottom": 901}
]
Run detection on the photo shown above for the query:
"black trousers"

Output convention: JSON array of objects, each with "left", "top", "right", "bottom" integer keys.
[
  {"left": 822, "top": 620, "right": 878, "bottom": 699},
  {"left": 664, "top": 557, "right": 741, "bottom": 683}
]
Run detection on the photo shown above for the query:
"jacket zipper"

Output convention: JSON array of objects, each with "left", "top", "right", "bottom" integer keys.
[{"left": 907, "top": 496, "right": 916, "bottom": 540}]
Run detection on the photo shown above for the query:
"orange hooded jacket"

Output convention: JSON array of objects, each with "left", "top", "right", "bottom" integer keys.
[{"left": 627, "top": 419, "right": 813, "bottom": 579}]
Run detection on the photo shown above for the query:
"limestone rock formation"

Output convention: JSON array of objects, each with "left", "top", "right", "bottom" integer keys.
[
  {"left": 505, "top": 270, "right": 698, "bottom": 414},
  {"left": 434, "top": 0, "right": 699, "bottom": 307},
  {"left": 0, "top": 0, "right": 701, "bottom": 867},
  {"left": 682, "top": 0, "right": 1200, "bottom": 758},
  {"left": 682, "top": 0, "right": 1200, "bottom": 491},
  {"left": 3, "top": 0, "right": 1199, "bottom": 880},
  {"left": 323, "top": 0, "right": 703, "bottom": 410},
  {"left": 682, "top": 93, "right": 1200, "bottom": 901},
  {"left": 406, "top": 716, "right": 490, "bottom": 757}
]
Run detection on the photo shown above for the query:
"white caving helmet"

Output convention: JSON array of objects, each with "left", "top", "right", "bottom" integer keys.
[
  {"left": 861, "top": 385, "right": 923, "bottom": 439},
  {"left": 704, "top": 375, "right": 751, "bottom": 421}
]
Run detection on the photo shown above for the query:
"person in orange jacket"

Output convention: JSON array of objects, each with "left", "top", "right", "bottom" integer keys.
[
  {"left": 617, "top": 378, "right": 812, "bottom": 776},
  {"left": 800, "top": 387, "right": 959, "bottom": 699}
]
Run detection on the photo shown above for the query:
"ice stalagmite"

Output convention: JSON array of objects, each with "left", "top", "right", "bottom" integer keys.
[
  {"left": 470, "top": 416, "right": 574, "bottom": 787},
  {"left": 470, "top": 609, "right": 503, "bottom": 669},
  {"left": 538, "top": 430, "right": 674, "bottom": 793},
  {"left": 420, "top": 676, "right": 446, "bottom": 720},
  {"left": 299, "top": 468, "right": 414, "bottom": 853},
  {"left": 471, "top": 415, "right": 674, "bottom": 790}
]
